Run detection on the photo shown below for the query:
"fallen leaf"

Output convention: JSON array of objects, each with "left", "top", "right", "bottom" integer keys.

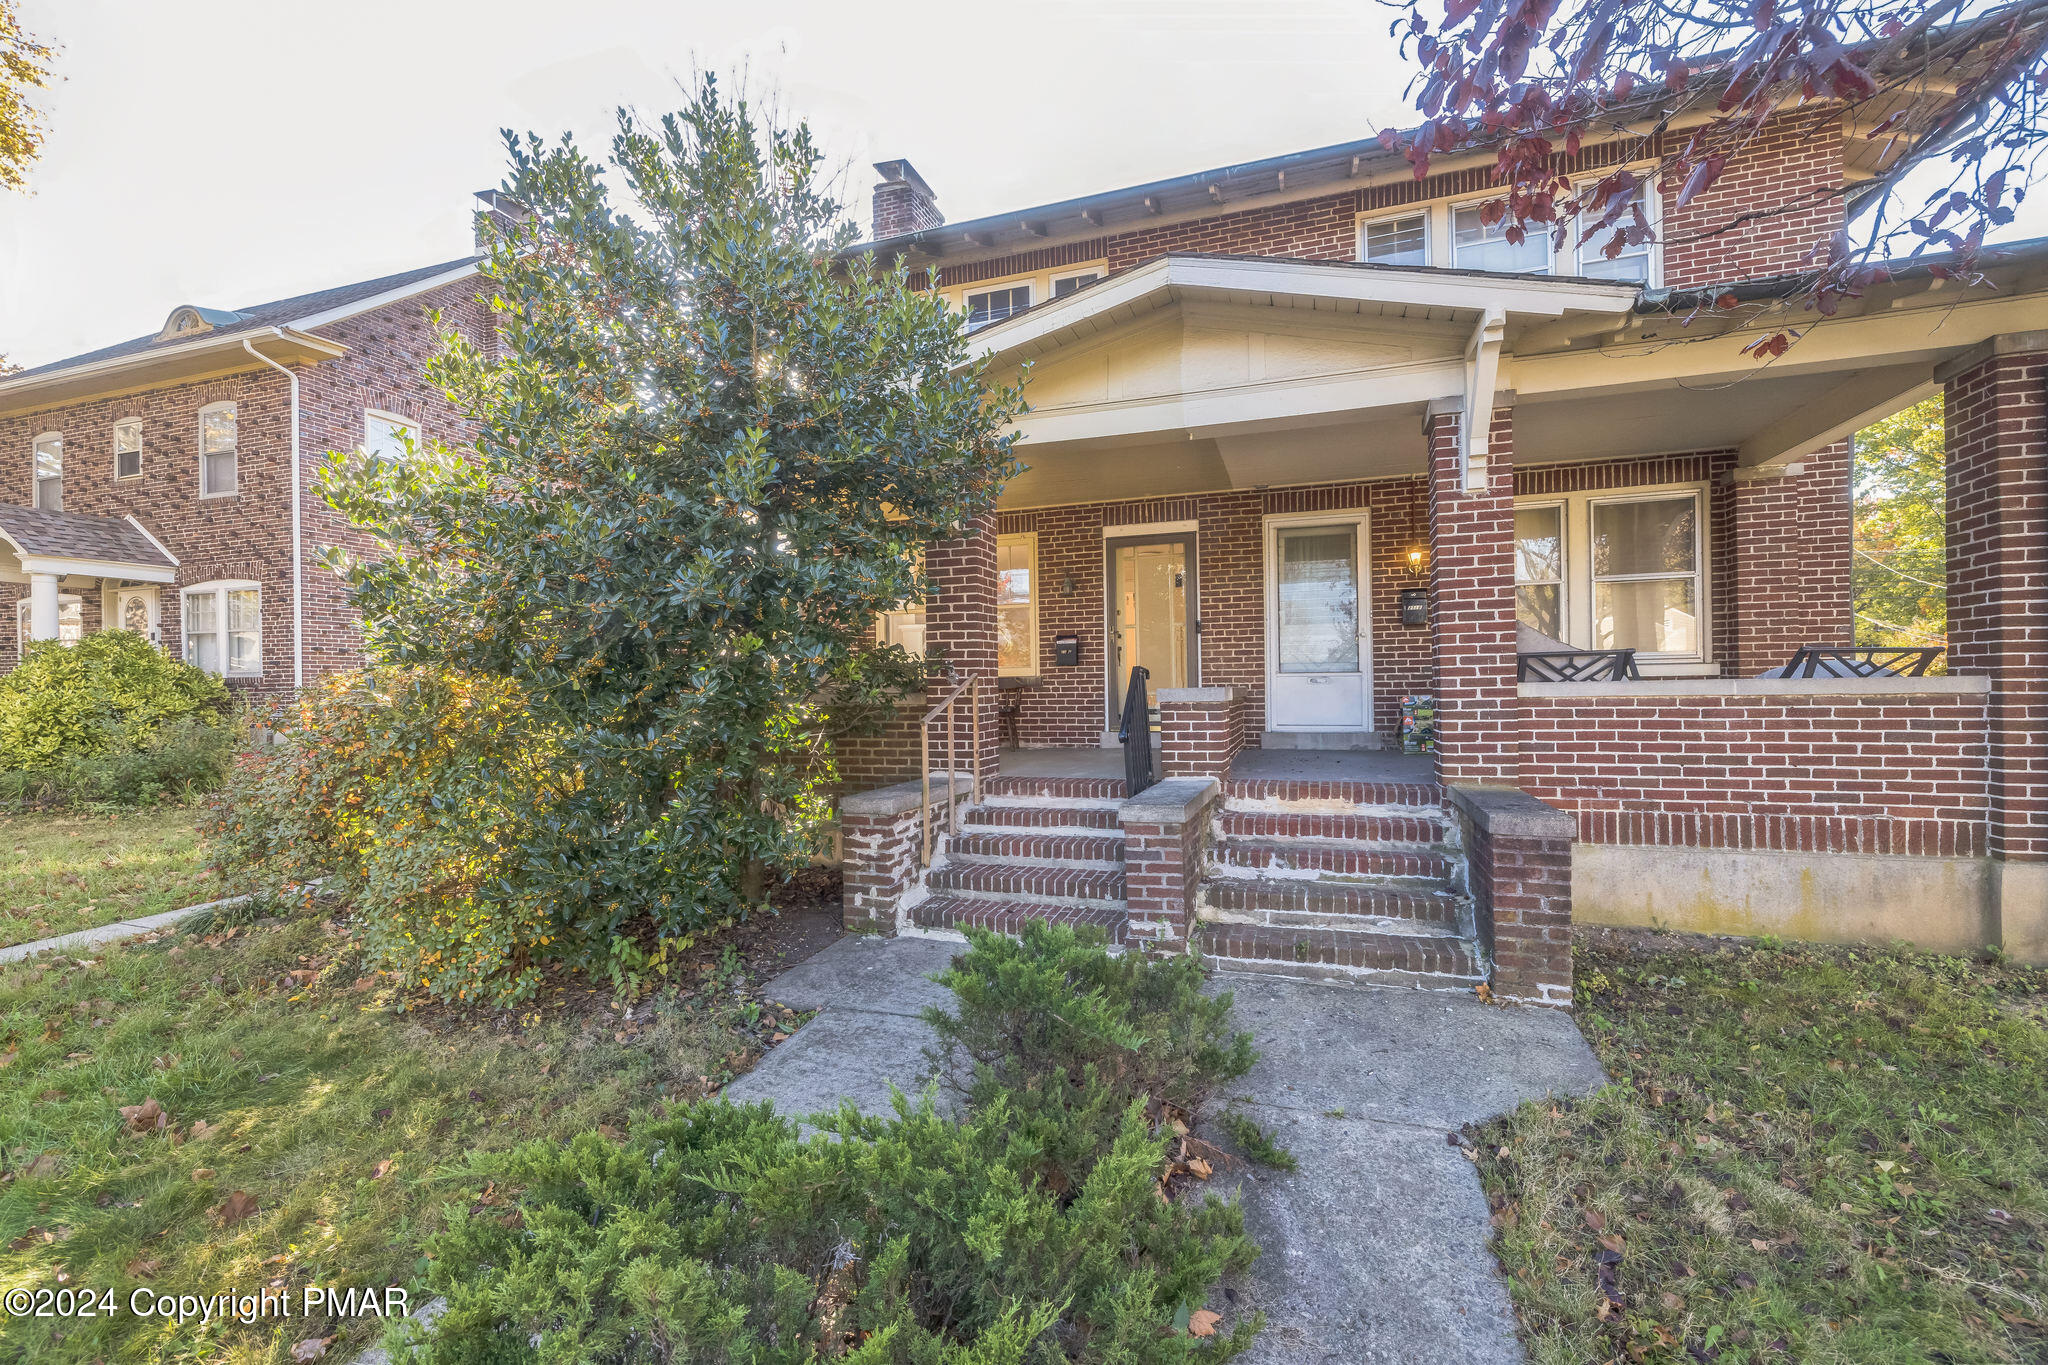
[
  {"left": 189, "top": 1119, "right": 219, "bottom": 1142},
  {"left": 23, "top": 1153, "right": 61, "bottom": 1178},
  {"left": 126, "top": 1257, "right": 161, "bottom": 1279},
  {"left": 291, "top": 1336, "right": 336, "bottom": 1361},
  {"left": 1750, "top": 1238, "right": 1772, "bottom": 1252},
  {"left": 371, "top": 1159, "right": 393, "bottom": 1180},
  {"left": 192, "top": 1168, "right": 216, "bottom": 1182},
  {"left": 215, "top": 1190, "right": 259, "bottom": 1228},
  {"left": 1582, "top": 1209, "right": 1607, "bottom": 1232},
  {"left": 1660, "top": 1291, "right": 1685, "bottom": 1312},
  {"left": 119, "top": 1098, "right": 169, "bottom": 1135},
  {"left": 1188, "top": 1309, "right": 1222, "bottom": 1338},
  {"left": 1598, "top": 1233, "right": 1626, "bottom": 1255},
  {"left": 1187, "top": 1157, "right": 1213, "bottom": 1180}
]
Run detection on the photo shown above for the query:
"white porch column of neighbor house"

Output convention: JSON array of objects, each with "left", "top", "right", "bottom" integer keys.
[{"left": 26, "top": 571, "right": 60, "bottom": 642}]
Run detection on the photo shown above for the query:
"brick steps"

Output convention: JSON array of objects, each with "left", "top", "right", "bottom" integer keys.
[
  {"left": 1223, "top": 777, "right": 1445, "bottom": 810},
  {"left": 983, "top": 776, "right": 1128, "bottom": 801},
  {"left": 965, "top": 803, "right": 1121, "bottom": 831},
  {"left": 1200, "top": 877, "right": 1465, "bottom": 929},
  {"left": 950, "top": 829, "right": 1125, "bottom": 867},
  {"left": 1211, "top": 836, "right": 1451, "bottom": 881},
  {"left": 927, "top": 859, "right": 1125, "bottom": 906},
  {"left": 913, "top": 895, "right": 1129, "bottom": 944},
  {"left": 1198, "top": 921, "right": 1484, "bottom": 990},
  {"left": 1218, "top": 809, "right": 1446, "bottom": 844}
]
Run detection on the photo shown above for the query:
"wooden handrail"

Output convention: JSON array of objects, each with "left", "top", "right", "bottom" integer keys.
[{"left": 920, "top": 673, "right": 984, "bottom": 867}]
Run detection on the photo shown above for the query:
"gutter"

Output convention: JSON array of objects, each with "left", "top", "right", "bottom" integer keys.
[{"left": 243, "top": 334, "right": 304, "bottom": 690}]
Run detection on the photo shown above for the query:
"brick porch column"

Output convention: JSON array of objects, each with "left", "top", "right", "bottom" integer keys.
[
  {"left": 1450, "top": 786, "right": 1577, "bottom": 1007},
  {"left": 924, "top": 513, "right": 1000, "bottom": 787},
  {"left": 1942, "top": 334, "right": 2048, "bottom": 958},
  {"left": 1425, "top": 400, "right": 1518, "bottom": 786},
  {"left": 1118, "top": 775, "right": 1221, "bottom": 953},
  {"left": 1728, "top": 442, "right": 1854, "bottom": 673},
  {"left": 1157, "top": 686, "right": 1246, "bottom": 779}
]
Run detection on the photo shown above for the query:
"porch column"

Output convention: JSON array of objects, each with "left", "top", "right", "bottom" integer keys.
[
  {"left": 1942, "top": 334, "right": 2048, "bottom": 958},
  {"left": 924, "top": 513, "right": 1001, "bottom": 786},
  {"left": 1727, "top": 442, "right": 1855, "bottom": 673},
  {"left": 1425, "top": 400, "right": 1518, "bottom": 786},
  {"left": 27, "top": 572, "right": 60, "bottom": 643}
]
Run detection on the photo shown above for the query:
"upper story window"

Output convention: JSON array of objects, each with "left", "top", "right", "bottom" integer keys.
[
  {"left": 31, "top": 433, "right": 61, "bottom": 510},
  {"left": 997, "top": 531, "right": 1038, "bottom": 676},
  {"left": 182, "top": 580, "right": 261, "bottom": 676},
  {"left": 113, "top": 419, "right": 143, "bottom": 480},
  {"left": 1050, "top": 269, "right": 1101, "bottom": 299},
  {"left": 966, "top": 284, "right": 1032, "bottom": 332},
  {"left": 199, "top": 401, "right": 237, "bottom": 497},
  {"left": 363, "top": 410, "right": 418, "bottom": 462},
  {"left": 1451, "top": 201, "right": 1551, "bottom": 275},
  {"left": 1569, "top": 181, "right": 1655, "bottom": 283},
  {"left": 1362, "top": 212, "right": 1428, "bottom": 267},
  {"left": 1515, "top": 484, "right": 1706, "bottom": 663}
]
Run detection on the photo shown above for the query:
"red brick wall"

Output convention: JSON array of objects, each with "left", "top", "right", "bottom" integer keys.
[
  {"left": 1519, "top": 690, "right": 1993, "bottom": 856},
  {"left": 1428, "top": 406, "right": 1518, "bottom": 784},
  {"left": 1944, "top": 346, "right": 2048, "bottom": 862},
  {"left": 1726, "top": 442, "right": 1854, "bottom": 672}
]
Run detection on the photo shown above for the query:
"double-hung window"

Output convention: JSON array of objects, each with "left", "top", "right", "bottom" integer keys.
[
  {"left": 1570, "top": 180, "right": 1655, "bottom": 282},
  {"left": 1451, "top": 202, "right": 1550, "bottom": 274},
  {"left": 182, "top": 581, "right": 261, "bottom": 676},
  {"left": 1361, "top": 212, "right": 1428, "bottom": 267},
  {"left": 363, "top": 410, "right": 418, "bottom": 462},
  {"left": 32, "top": 433, "right": 61, "bottom": 510},
  {"left": 965, "top": 284, "right": 1031, "bottom": 331},
  {"left": 996, "top": 532, "right": 1038, "bottom": 676},
  {"left": 114, "top": 419, "right": 143, "bottom": 480},
  {"left": 199, "top": 401, "right": 237, "bottom": 497},
  {"left": 1515, "top": 486, "right": 1707, "bottom": 663}
]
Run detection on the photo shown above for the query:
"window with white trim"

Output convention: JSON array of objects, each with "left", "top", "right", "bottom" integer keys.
[
  {"left": 114, "top": 419, "right": 143, "bottom": 480},
  {"left": 181, "top": 580, "right": 261, "bottom": 676},
  {"left": 1451, "top": 200, "right": 1550, "bottom": 275},
  {"left": 965, "top": 284, "right": 1031, "bottom": 331},
  {"left": 1570, "top": 180, "right": 1655, "bottom": 282},
  {"left": 16, "top": 595, "right": 83, "bottom": 652},
  {"left": 875, "top": 550, "right": 926, "bottom": 658},
  {"left": 1361, "top": 212, "right": 1428, "bottom": 267},
  {"left": 363, "top": 410, "right": 418, "bottom": 462},
  {"left": 1514, "top": 484, "right": 1707, "bottom": 662},
  {"left": 32, "top": 432, "right": 61, "bottom": 510},
  {"left": 996, "top": 531, "right": 1037, "bottom": 676},
  {"left": 1050, "top": 269, "right": 1101, "bottom": 299},
  {"left": 199, "top": 402, "right": 237, "bottom": 497}
]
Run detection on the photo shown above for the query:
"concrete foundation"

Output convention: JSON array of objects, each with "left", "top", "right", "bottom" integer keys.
[{"left": 1573, "top": 843, "right": 2000, "bottom": 956}]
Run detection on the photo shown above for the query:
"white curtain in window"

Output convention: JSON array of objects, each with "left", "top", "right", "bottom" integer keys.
[{"left": 184, "top": 591, "right": 221, "bottom": 673}]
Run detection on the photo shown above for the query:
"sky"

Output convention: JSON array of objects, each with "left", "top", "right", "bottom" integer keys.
[{"left": 2, "top": 0, "right": 2042, "bottom": 369}]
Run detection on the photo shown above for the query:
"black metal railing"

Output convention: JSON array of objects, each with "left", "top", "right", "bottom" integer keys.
[
  {"left": 1517, "top": 648, "right": 1642, "bottom": 682},
  {"left": 1781, "top": 645, "right": 1943, "bottom": 678},
  {"left": 1118, "top": 664, "right": 1156, "bottom": 798}
]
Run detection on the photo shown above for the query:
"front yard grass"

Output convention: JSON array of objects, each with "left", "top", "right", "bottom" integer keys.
[
  {"left": 1, "top": 806, "right": 213, "bottom": 950},
  {"left": 0, "top": 898, "right": 828, "bottom": 1364},
  {"left": 1477, "top": 929, "right": 2048, "bottom": 1365}
]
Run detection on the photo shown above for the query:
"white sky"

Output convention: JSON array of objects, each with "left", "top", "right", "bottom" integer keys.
[{"left": 3, "top": 0, "right": 2042, "bottom": 369}]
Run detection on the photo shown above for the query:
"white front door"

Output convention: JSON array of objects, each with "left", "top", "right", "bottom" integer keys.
[{"left": 1264, "top": 512, "right": 1371, "bottom": 732}]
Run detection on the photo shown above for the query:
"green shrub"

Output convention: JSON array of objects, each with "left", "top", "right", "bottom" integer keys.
[
  {"left": 0, "top": 630, "right": 231, "bottom": 771},
  {"left": 924, "top": 922, "right": 1257, "bottom": 1190},
  {"left": 397, "top": 928, "right": 1264, "bottom": 1363},
  {"left": 0, "top": 714, "right": 239, "bottom": 809}
]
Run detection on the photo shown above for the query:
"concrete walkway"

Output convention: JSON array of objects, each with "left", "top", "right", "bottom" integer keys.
[
  {"left": 729, "top": 933, "right": 1605, "bottom": 1362},
  {"left": 0, "top": 896, "right": 246, "bottom": 964}
]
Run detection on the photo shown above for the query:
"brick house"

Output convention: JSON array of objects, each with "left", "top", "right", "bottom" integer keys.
[
  {"left": 0, "top": 246, "right": 493, "bottom": 694},
  {"left": 835, "top": 112, "right": 2048, "bottom": 1005}
]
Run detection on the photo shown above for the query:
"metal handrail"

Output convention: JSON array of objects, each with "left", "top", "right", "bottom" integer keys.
[
  {"left": 1118, "top": 664, "right": 1156, "bottom": 798},
  {"left": 920, "top": 673, "right": 983, "bottom": 867}
]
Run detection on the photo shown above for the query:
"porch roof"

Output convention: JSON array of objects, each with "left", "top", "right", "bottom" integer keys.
[{"left": 0, "top": 507, "right": 179, "bottom": 584}]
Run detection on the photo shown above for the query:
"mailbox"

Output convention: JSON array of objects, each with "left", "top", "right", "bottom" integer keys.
[
  {"left": 1053, "top": 634, "right": 1081, "bottom": 666},
  {"left": 1399, "top": 588, "right": 1428, "bottom": 627}
]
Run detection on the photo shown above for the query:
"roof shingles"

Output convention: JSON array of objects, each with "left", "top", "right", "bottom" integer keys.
[{"left": 0, "top": 506, "right": 177, "bottom": 568}]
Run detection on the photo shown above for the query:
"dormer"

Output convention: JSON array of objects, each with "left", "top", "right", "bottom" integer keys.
[{"left": 155, "top": 305, "right": 249, "bottom": 343}]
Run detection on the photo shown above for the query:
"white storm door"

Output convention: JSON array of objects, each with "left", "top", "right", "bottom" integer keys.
[{"left": 1265, "top": 513, "right": 1371, "bottom": 731}]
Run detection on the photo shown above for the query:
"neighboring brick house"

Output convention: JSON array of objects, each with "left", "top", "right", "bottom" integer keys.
[
  {"left": 837, "top": 111, "right": 2048, "bottom": 1003},
  {"left": 0, "top": 248, "right": 492, "bottom": 695}
]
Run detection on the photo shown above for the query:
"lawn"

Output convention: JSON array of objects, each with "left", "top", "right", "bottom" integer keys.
[
  {"left": 0, "top": 895, "right": 834, "bottom": 1364},
  {"left": 1476, "top": 929, "right": 2048, "bottom": 1365},
  {"left": 1, "top": 806, "right": 214, "bottom": 950}
]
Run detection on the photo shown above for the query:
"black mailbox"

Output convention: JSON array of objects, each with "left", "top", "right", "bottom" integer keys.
[
  {"left": 1053, "top": 634, "right": 1081, "bottom": 666},
  {"left": 1399, "top": 588, "right": 1428, "bottom": 627}
]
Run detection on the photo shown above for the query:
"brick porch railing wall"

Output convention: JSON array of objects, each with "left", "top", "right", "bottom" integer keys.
[
  {"left": 1426, "top": 404, "right": 1519, "bottom": 785},
  {"left": 1944, "top": 336, "right": 2048, "bottom": 953},
  {"left": 1451, "top": 786, "right": 1577, "bottom": 1007},
  {"left": 1518, "top": 685, "right": 1994, "bottom": 857},
  {"left": 840, "top": 774, "right": 963, "bottom": 933},
  {"left": 1119, "top": 776, "right": 1221, "bottom": 952},
  {"left": 924, "top": 514, "right": 1001, "bottom": 787},
  {"left": 1157, "top": 686, "right": 1247, "bottom": 779}
]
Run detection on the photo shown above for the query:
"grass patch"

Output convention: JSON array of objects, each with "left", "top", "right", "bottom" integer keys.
[
  {"left": 1476, "top": 930, "right": 2048, "bottom": 1364},
  {"left": 1218, "top": 1109, "right": 1298, "bottom": 1173},
  {"left": 0, "top": 806, "right": 214, "bottom": 950},
  {"left": 0, "top": 906, "right": 816, "bottom": 1363}
]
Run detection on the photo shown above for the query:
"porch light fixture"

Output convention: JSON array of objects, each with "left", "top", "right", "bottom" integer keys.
[{"left": 1407, "top": 547, "right": 1427, "bottom": 577}]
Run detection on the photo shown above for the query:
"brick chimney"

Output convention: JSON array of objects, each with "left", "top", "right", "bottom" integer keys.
[
  {"left": 871, "top": 160, "right": 943, "bottom": 239},
  {"left": 473, "top": 189, "right": 531, "bottom": 248}
]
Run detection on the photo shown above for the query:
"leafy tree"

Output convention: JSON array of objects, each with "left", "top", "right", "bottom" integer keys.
[
  {"left": 1852, "top": 395, "right": 1946, "bottom": 649},
  {"left": 317, "top": 79, "right": 1021, "bottom": 947},
  {"left": 1380, "top": 0, "right": 2048, "bottom": 350},
  {"left": 0, "top": 0, "right": 53, "bottom": 194}
]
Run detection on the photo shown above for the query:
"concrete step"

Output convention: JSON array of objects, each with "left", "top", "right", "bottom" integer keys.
[
  {"left": 950, "top": 829, "right": 1125, "bottom": 867},
  {"left": 1200, "top": 877, "right": 1465, "bottom": 929},
  {"left": 984, "top": 776, "right": 1128, "bottom": 801},
  {"left": 1212, "top": 837, "right": 1452, "bottom": 881},
  {"left": 1218, "top": 809, "right": 1447, "bottom": 845},
  {"left": 964, "top": 803, "right": 1121, "bottom": 831},
  {"left": 927, "top": 860, "right": 1126, "bottom": 908},
  {"left": 912, "top": 895, "right": 1129, "bottom": 945},
  {"left": 1198, "top": 921, "right": 1484, "bottom": 991}
]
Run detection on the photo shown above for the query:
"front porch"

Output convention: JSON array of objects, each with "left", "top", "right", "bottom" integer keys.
[{"left": 997, "top": 744, "right": 1432, "bottom": 785}]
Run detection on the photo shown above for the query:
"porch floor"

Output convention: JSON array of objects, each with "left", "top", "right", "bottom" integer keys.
[{"left": 997, "top": 746, "right": 1435, "bottom": 785}]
